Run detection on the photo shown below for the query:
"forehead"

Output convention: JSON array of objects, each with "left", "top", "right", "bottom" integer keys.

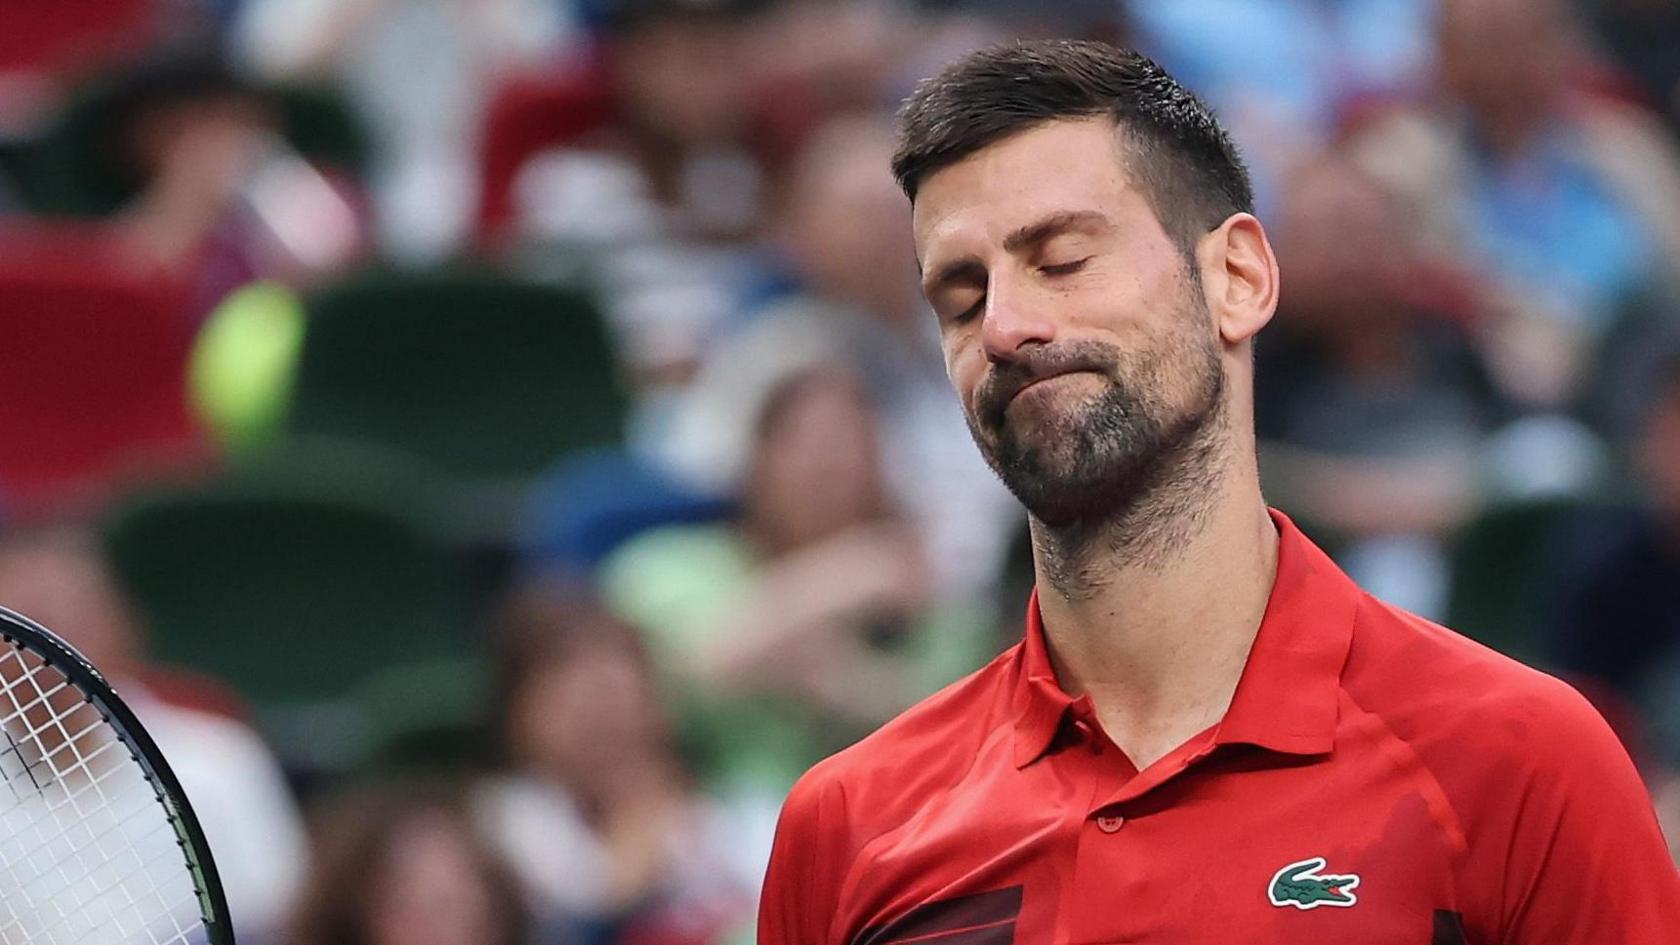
[{"left": 911, "top": 117, "right": 1149, "bottom": 259}]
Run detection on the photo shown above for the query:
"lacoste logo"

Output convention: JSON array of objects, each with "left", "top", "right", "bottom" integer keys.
[{"left": 1268, "top": 857, "right": 1360, "bottom": 909}]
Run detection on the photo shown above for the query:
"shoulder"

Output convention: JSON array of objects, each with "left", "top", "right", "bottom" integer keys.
[
  {"left": 1343, "top": 599, "right": 1680, "bottom": 937},
  {"left": 779, "top": 645, "right": 1021, "bottom": 841},
  {"left": 1341, "top": 594, "right": 1639, "bottom": 800},
  {"left": 761, "top": 651, "right": 1020, "bottom": 944},
  {"left": 1347, "top": 595, "right": 1613, "bottom": 743}
]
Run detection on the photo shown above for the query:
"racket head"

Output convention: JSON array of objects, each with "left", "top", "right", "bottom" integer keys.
[{"left": 0, "top": 603, "right": 235, "bottom": 945}]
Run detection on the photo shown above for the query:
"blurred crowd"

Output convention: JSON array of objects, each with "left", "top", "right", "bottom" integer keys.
[{"left": 3, "top": 0, "right": 1680, "bottom": 941}]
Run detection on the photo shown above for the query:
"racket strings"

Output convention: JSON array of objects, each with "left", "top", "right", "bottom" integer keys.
[
  {"left": 1, "top": 641, "right": 210, "bottom": 945},
  {"left": 0, "top": 756, "right": 157, "bottom": 886},
  {"left": 3, "top": 729, "right": 120, "bottom": 816},
  {"left": 3, "top": 826, "right": 201, "bottom": 945},
  {"left": 1, "top": 770, "right": 173, "bottom": 902},
  {"left": 1, "top": 655, "right": 198, "bottom": 945},
  {"left": 0, "top": 682, "right": 77, "bottom": 800}
]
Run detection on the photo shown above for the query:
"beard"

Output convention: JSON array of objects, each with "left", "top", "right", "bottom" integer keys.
[{"left": 964, "top": 293, "right": 1227, "bottom": 531}]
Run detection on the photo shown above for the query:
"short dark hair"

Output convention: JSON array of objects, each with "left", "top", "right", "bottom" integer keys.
[{"left": 892, "top": 40, "right": 1253, "bottom": 258}]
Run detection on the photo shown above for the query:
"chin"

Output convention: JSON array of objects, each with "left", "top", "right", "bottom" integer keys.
[
  {"left": 989, "top": 442, "right": 1130, "bottom": 527},
  {"left": 1014, "top": 476, "right": 1137, "bottom": 528}
]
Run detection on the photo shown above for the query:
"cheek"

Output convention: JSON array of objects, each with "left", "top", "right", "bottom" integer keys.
[
  {"left": 942, "top": 335, "right": 986, "bottom": 411},
  {"left": 1083, "top": 260, "right": 1168, "bottom": 327}
]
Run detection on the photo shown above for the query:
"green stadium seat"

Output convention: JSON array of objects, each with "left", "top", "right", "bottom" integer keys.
[
  {"left": 286, "top": 269, "right": 628, "bottom": 487},
  {"left": 101, "top": 442, "right": 476, "bottom": 770}
]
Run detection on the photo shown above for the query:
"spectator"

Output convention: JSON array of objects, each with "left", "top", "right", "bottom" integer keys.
[
  {"left": 289, "top": 781, "right": 528, "bottom": 945},
  {"left": 122, "top": 53, "right": 359, "bottom": 286},
  {"left": 664, "top": 113, "right": 1016, "bottom": 594},
  {"left": 484, "top": 0, "right": 787, "bottom": 412},
  {"left": 602, "top": 368, "right": 994, "bottom": 801},
  {"left": 234, "top": 0, "right": 573, "bottom": 261},
  {"left": 0, "top": 525, "right": 308, "bottom": 943},
  {"left": 1256, "top": 152, "right": 1501, "bottom": 540},
  {"left": 1548, "top": 347, "right": 1680, "bottom": 755},
  {"left": 1125, "top": 0, "right": 1436, "bottom": 214},
  {"left": 1348, "top": 0, "right": 1680, "bottom": 409},
  {"left": 474, "top": 583, "right": 753, "bottom": 945},
  {"left": 1542, "top": 342, "right": 1680, "bottom": 863},
  {"left": 21, "top": 51, "right": 361, "bottom": 312}
]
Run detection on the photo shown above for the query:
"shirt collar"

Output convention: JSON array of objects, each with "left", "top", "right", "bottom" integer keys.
[
  {"left": 1010, "top": 508, "right": 1359, "bottom": 769},
  {"left": 1011, "top": 588, "right": 1076, "bottom": 768}
]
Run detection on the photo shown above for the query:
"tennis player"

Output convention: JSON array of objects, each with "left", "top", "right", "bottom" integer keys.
[{"left": 757, "top": 40, "right": 1680, "bottom": 944}]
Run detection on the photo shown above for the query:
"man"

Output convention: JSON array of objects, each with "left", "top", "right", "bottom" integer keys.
[{"left": 757, "top": 40, "right": 1680, "bottom": 944}]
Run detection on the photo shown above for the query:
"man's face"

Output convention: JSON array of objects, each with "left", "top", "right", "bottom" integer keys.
[{"left": 911, "top": 118, "right": 1225, "bottom": 527}]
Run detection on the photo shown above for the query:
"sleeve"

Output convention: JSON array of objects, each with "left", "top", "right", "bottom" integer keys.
[
  {"left": 1493, "top": 681, "right": 1680, "bottom": 944},
  {"left": 759, "top": 769, "right": 849, "bottom": 945}
]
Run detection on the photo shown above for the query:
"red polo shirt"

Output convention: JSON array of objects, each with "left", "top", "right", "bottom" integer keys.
[{"left": 759, "top": 511, "right": 1680, "bottom": 944}]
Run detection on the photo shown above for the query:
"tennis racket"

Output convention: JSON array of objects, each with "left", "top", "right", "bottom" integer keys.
[{"left": 0, "top": 604, "right": 233, "bottom": 944}]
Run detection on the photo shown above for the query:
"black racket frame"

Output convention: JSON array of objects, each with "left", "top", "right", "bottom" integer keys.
[{"left": 0, "top": 604, "right": 236, "bottom": 945}]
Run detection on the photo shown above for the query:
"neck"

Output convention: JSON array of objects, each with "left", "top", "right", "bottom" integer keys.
[{"left": 1030, "top": 426, "right": 1279, "bottom": 770}]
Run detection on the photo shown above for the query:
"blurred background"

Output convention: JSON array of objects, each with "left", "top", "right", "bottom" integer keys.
[{"left": 2, "top": 0, "right": 1680, "bottom": 941}]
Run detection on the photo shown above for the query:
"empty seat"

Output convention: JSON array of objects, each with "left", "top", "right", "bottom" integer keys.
[
  {"left": 287, "top": 269, "right": 628, "bottom": 485},
  {"left": 101, "top": 443, "right": 476, "bottom": 769},
  {"left": 0, "top": 222, "right": 204, "bottom": 514}
]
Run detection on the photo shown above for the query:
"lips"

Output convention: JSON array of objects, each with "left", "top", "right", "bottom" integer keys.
[
  {"left": 977, "top": 356, "right": 1112, "bottom": 431},
  {"left": 1010, "top": 369, "right": 1096, "bottom": 404}
]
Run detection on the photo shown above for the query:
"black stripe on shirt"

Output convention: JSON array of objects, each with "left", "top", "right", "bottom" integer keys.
[{"left": 854, "top": 886, "right": 1023, "bottom": 945}]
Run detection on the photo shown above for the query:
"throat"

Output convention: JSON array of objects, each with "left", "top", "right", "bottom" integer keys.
[
  {"left": 1048, "top": 596, "right": 1260, "bottom": 772},
  {"left": 1033, "top": 487, "right": 1280, "bottom": 772},
  {"left": 1086, "top": 659, "right": 1246, "bottom": 772}
]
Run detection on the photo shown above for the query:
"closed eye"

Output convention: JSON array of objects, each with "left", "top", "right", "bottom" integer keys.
[
  {"left": 1040, "top": 257, "right": 1091, "bottom": 277},
  {"left": 952, "top": 296, "right": 985, "bottom": 325}
]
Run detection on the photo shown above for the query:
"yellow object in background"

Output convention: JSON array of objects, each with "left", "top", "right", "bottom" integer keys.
[{"left": 189, "top": 282, "right": 306, "bottom": 453}]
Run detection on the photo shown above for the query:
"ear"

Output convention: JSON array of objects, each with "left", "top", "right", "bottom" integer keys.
[{"left": 1197, "top": 213, "right": 1279, "bottom": 346}]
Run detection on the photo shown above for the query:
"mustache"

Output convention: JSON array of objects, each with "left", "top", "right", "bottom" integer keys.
[{"left": 975, "top": 342, "right": 1119, "bottom": 430}]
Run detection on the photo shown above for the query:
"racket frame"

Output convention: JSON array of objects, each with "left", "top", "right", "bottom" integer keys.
[{"left": 0, "top": 604, "right": 236, "bottom": 945}]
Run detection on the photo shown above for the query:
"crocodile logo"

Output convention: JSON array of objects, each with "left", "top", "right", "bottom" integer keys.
[{"left": 1268, "top": 857, "right": 1360, "bottom": 910}]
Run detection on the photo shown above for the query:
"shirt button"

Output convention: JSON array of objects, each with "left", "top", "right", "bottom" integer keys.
[{"left": 1096, "top": 815, "right": 1124, "bottom": 834}]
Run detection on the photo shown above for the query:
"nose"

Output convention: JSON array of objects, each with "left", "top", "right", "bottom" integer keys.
[{"left": 980, "top": 279, "right": 1057, "bottom": 364}]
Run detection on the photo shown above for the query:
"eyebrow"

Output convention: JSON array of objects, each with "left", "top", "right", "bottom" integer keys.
[
  {"left": 921, "top": 209, "right": 1113, "bottom": 297},
  {"left": 1002, "top": 209, "right": 1112, "bottom": 253}
]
